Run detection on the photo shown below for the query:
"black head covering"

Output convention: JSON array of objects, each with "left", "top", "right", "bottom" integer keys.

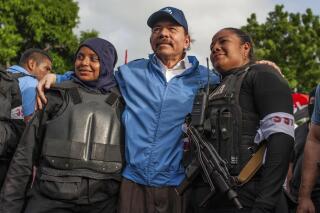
[{"left": 73, "top": 37, "right": 118, "bottom": 93}]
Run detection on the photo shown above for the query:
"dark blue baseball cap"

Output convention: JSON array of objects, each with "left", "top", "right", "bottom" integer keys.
[{"left": 147, "top": 7, "right": 188, "bottom": 32}]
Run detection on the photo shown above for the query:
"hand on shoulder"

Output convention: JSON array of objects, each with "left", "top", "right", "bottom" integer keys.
[
  {"left": 256, "top": 60, "right": 284, "bottom": 78},
  {"left": 36, "top": 73, "right": 57, "bottom": 110}
]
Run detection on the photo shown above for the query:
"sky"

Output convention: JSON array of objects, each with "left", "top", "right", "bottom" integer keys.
[{"left": 75, "top": 0, "right": 320, "bottom": 67}]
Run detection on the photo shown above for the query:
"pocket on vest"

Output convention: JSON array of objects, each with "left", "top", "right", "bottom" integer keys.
[{"left": 38, "top": 174, "right": 81, "bottom": 201}]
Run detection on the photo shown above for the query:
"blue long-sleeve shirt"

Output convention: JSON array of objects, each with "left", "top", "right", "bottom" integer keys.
[{"left": 115, "top": 54, "right": 219, "bottom": 186}]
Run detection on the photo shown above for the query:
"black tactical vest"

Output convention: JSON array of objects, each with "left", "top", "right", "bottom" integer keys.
[
  {"left": 0, "top": 68, "right": 25, "bottom": 157},
  {"left": 206, "top": 68, "right": 259, "bottom": 175},
  {"left": 41, "top": 82, "right": 124, "bottom": 175}
]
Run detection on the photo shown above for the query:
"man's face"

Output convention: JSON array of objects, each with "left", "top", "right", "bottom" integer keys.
[
  {"left": 150, "top": 20, "right": 190, "bottom": 61},
  {"left": 33, "top": 58, "right": 52, "bottom": 80},
  {"left": 74, "top": 46, "right": 100, "bottom": 81}
]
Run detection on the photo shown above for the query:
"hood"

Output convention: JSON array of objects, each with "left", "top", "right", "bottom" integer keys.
[{"left": 73, "top": 37, "right": 118, "bottom": 93}]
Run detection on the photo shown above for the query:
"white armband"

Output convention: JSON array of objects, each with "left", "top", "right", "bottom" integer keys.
[
  {"left": 11, "top": 105, "right": 24, "bottom": 120},
  {"left": 254, "top": 112, "right": 294, "bottom": 145}
]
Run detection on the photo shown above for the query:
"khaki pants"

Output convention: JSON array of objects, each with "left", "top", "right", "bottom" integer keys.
[{"left": 118, "top": 178, "right": 189, "bottom": 213}]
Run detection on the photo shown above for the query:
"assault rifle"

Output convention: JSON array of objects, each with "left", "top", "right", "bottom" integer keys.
[{"left": 177, "top": 124, "right": 243, "bottom": 209}]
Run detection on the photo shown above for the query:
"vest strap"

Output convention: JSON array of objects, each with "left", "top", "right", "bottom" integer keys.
[
  {"left": 10, "top": 72, "right": 27, "bottom": 79},
  {"left": 106, "top": 87, "right": 122, "bottom": 107},
  {"left": 68, "top": 87, "right": 82, "bottom": 104},
  {"left": 237, "top": 144, "right": 266, "bottom": 185}
]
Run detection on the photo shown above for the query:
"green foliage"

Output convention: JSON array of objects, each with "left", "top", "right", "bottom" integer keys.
[
  {"left": 0, "top": 0, "right": 99, "bottom": 73},
  {"left": 79, "top": 30, "right": 99, "bottom": 43},
  {"left": 241, "top": 5, "right": 320, "bottom": 92}
]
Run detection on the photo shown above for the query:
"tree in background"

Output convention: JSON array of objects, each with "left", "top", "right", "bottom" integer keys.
[
  {"left": 0, "top": 0, "right": 99, "bottom": 73},
  {"left": 241, "top": 5, "right": 320, "bottom": 92},
  {"left": 79, "top": 30, "right": 99, "bottom": 44}
]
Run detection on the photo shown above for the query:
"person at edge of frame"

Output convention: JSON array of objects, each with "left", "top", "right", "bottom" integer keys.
[
  {"left": 297, "top": 85, "right": 320, "bottom": 213},
  {"left": 0, "top": 49, "right": 52, "bottom": 188},
  {"left": 187, "top": 28, "right": 294, "bottom": 213},
  {"left": 7, "top": 48, "right": 53, "bottom": 123},
  {"left": 286, "top": 87, "right": 320, "bottom": 213},
  {"left": 0, "top": 37, "right": 124, "bottom": 213}
]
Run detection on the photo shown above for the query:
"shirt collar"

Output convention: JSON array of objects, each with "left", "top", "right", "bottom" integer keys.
[
  {"left": 8, "top": 65, "right": 32, "bottom": 76},
  {"left": 155, "top": 55, "right": 192, "bottom": 72}
]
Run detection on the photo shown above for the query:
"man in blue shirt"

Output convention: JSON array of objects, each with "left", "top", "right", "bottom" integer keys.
[
  {"left": 7, "top": 48, "right": 52, "bottom": 123},
  {"left": 297, "top": 85, "right": 320, "bottom": 213},
  {"left": 115, "top": 7, "right": 220, "bottom": 213},
  {"left": 0, "top": 49, "right": 51, "bottom": 188}
]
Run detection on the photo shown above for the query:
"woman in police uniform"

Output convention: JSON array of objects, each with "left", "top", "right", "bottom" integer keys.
[
  {"left": 0, "top": 38, "right": 123, "bottom": 213},
  {"left": 191, "top": 28, "right": 294, "bottom": 213}
]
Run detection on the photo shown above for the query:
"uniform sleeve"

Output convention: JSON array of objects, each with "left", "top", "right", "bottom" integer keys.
[
  {"left": 0, "top": 113, "right": 40, "bottom": 213},
  {"left": 0, "top": 119, "right": 25, "bottom": 158},
  {"left": 250, "top": 64, "right": 294, "bottom": 212},
  {"left": 0, "top": 91, "right": 63, "bottom": 213},
  {"left": 311, "top": 85, "right": 320, "bottom": 125},
  {"left": 19, "top": 77, "right": 38, "bottom": 117},
  {"left": 0, "top": 74, "right": 25, "bottom": 163},
  {"left": 251, "top": 64, "right": 293, "bottom": 118}
]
